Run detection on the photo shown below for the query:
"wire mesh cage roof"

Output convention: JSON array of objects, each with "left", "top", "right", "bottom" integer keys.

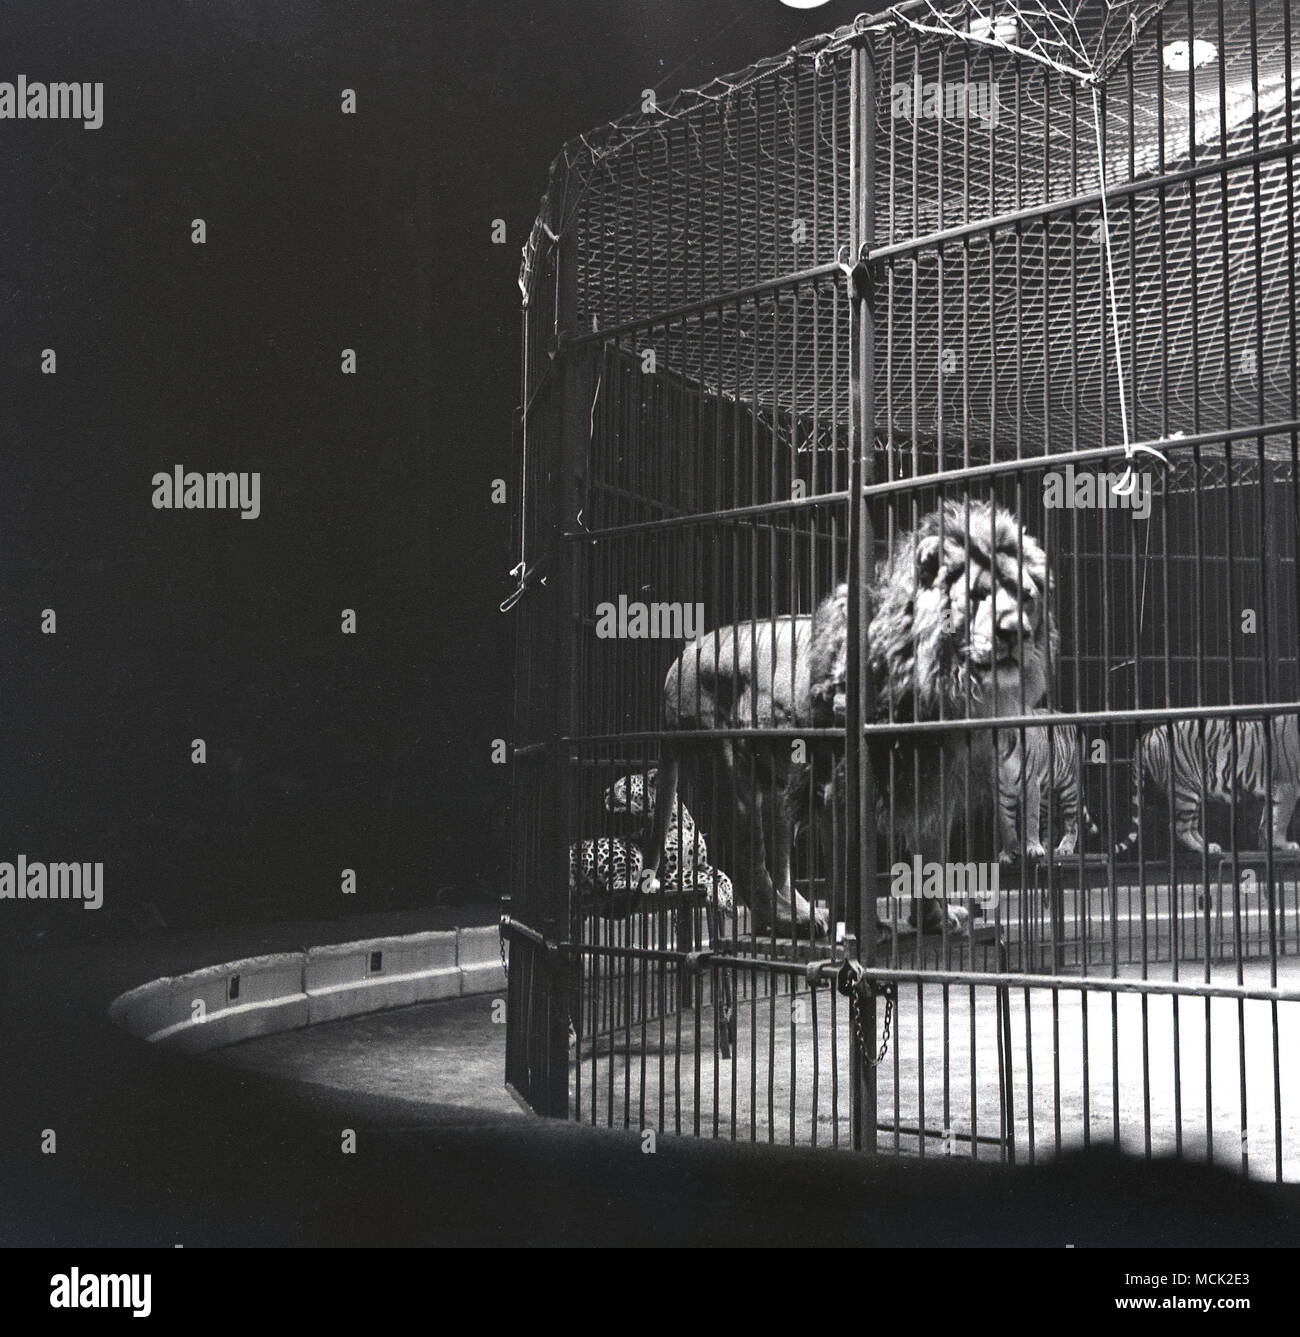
[{"left": 521, "top": 0, "right": 1300, "bottom": 473}]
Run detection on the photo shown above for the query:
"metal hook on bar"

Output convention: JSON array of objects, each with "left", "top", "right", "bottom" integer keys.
[
  {"left": 1112, "top": 441, "right": 1171, "bottom": 497},
  {"left": 499, "top": 561, "right": 530, "bottom": 613},
  {"left": 499, "top": 549, "right": 553, "bottom": 613}
]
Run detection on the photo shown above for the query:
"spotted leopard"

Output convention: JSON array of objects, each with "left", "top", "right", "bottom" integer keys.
[
  {"left": 568, "top": 836, "right": 643, "bottom": 898},
  {"left": 605, "top": 769, "right": 734, "bottom": 911}
]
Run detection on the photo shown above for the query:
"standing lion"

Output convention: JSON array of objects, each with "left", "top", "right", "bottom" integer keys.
[{"left": 642, "top": 499, "right": 1057, "bottom": 938}]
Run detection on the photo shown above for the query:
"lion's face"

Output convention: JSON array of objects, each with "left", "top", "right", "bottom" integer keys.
[{"left": 872, "top": 500, "right": 1056, "bottom": 722}]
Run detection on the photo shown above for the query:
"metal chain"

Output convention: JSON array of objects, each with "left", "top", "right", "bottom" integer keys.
[{"left": 849, "top": 981, "right": 893, "bottom": 1068}]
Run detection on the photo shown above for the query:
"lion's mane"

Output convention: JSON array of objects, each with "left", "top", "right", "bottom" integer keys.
[{"left": 808, "top": 499, "right": 1057, "bottom": 877}]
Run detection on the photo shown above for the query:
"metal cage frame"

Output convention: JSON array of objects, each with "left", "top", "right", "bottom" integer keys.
[{"left": 506, "top": 0, "right": 1300, "bottom": 1180}]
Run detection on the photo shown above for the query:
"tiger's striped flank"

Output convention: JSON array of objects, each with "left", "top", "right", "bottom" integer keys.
[
  {"left": 1113, "top": 716, "right": 1300, "bottom": 858},
  {"left": 997, "top": 709, "right": 1098, "bottom": 863}
]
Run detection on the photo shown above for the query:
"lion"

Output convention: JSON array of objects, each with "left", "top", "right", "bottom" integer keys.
[
  {"left": 643, "top": 499, "right": 1056, "bottom": 938},
  {"left": 812, "top": 500, "right": 1058, "bottom": 930},
  {"left": 647, "top": 614, "right": 825, "bottom": 937}
]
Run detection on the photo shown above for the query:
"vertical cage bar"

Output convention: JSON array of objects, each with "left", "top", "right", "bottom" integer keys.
[{"left": 847, "top": 38, "right": 880, "bottom": 1153}]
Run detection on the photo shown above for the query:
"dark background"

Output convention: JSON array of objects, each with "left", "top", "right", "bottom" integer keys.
[
  {"left": 4, "top": 2, "right": 1299, "bottom": 1265},
  {"left": 0, "top": 0, "right": 874, "bottom": 934}
]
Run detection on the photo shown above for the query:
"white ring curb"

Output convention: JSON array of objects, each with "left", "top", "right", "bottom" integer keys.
[{"left": 108, "top": 926, "right": 508, "bottom": 1054}]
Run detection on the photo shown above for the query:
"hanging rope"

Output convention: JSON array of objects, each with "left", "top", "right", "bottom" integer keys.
[
  {"left": 1088, "top": 85, "right": 1169, "bottom": 497},
  {"left": 502, "top": 305, "right": 533, "bottom": 613},
  {"left": 501, "top": 345, "right": 603, "bottom": 614}
]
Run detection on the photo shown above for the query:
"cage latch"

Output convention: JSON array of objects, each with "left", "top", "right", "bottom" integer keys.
[
  {"left": 837, "top": 247, "right": 879, "bottom": 303},
  {"left": 683, "top": 949, "right": 713, "bottom": 975},
  {"left": 850, "top": 258, "right": 876, "bottom": 302},
  {"left": 837, "top": 959, "right": 895, "bottom": 1068},
  {"left": 835, "top": 960, "right": 896, "bottom": 1006},
  {"left": 804, "top": 960, "right": 835, "bottom": 989},
  {"left": 835, "top": 957, "right": 864, "bottom": 999}
]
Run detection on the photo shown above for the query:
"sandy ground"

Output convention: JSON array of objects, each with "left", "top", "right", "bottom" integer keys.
[
  {"left": 11, "top": 908, "right": 1297, "bottom": 1247},
  {"left": 214, "top": 994, "right": 524, "bottom": 1119},
  {"left": 572, "top": 955, "right": 1300, "bottom": 1180}
]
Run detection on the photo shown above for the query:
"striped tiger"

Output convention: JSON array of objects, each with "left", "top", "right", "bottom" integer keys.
[
  {"left": 997, "top": 709, "right": 1098, "bottom": 864},
  {"left": 1113, "top": 716, "right": 1300, "bottom": 857}
]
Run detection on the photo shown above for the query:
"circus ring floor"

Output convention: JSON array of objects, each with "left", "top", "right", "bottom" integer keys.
[{"left": 3, "top": 906, "right": 1300, "bottom": 1247}]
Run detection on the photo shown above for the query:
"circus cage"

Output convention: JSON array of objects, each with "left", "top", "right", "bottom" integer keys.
[{"left": 501, "top": 0, "right": 1300, "bottom": 1179}]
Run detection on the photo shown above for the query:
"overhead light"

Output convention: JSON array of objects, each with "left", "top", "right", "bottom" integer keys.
[
  {"left": 779, "top": 0, "right": 832, "bottom": 8},
  {"left": 970, "top": 15, "right": 1020, "bottom": 44},
  {"left": 1163, "top": 39, "right": 1217, "bottom": 71}
]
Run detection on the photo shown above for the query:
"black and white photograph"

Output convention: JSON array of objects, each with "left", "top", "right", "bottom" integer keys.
[{"left": 2, "top": 0, "right": 1300, "bottom": 1294}]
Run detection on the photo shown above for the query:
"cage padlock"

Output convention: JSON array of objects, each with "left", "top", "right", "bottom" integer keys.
[
  {"left": 837, "top": 959, "right": 895, "bottom": 1005},
  {"left": 836, "top": 957, "right": 865, "bottom": 999}
]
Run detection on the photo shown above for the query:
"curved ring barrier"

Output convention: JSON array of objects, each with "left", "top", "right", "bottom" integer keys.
[{"left": 108, "top": 926, "right": 507, "bottom": 1054}]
